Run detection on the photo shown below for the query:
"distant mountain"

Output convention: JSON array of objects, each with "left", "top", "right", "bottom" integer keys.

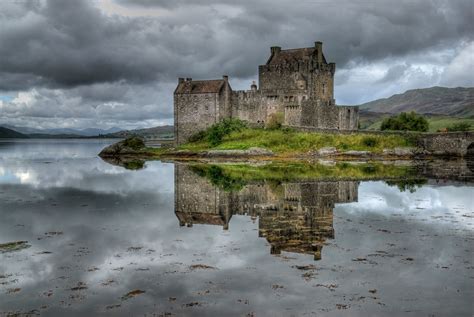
[
  {"left": 0, "top": 127, "right": 29, "bottom": 138},
  {"left": 105, "top": 125, "right": 174, "bottom": 138},
  {"left": 357, "top": 87, "right": 474, "bottom": 117},
  {"left": 2, "top": 124, "right": 123, "bottom": 136}
]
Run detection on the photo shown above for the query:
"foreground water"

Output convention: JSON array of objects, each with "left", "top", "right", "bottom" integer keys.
[{"left": 0, "top": 139, "right": 473, "bottom": 317}]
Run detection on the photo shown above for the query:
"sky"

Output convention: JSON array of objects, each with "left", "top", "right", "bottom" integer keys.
[{"left": 0, "top": 0, "right": 473, "bottom": 130}]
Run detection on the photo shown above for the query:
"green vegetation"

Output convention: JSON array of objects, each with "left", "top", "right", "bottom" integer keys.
[
  {"left": 189, "top": 162, "right": 418, "bottom": 191},
  {"left": 266, "top": 112, "right": 284, "bottom": 130},
  {"left": 123, "top": 160, "right": 145, "bottom": 170},
  {"left": 190, "top": 165, "right": 247, "bottom": 191},
  {"left": 385, "top": 179, "right": 428, "bottom": 193},
  {"left": 363, "top": 115, "right": 474, "bottom": 132},
  {"left": 181, "top": 126, "right": 414, "bottom": 155},
  {"left": 189, "top": 118, "right": 246, "bottom": 146},
  {"left": 445, "top": 122, "right": 472, "bottom": 132},
  {"left": 0, "top": 241, "right": 31, "bottom": 253},
  {"left": 123, "top": 136, "right": 146, "bottom": 150},
  {"left": 380, "top": 112, "right": 429, "bottom": 132}
]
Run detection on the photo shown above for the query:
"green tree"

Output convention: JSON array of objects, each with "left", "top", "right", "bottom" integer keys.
[{"left": 380, "top": 112, "right": 429, "bottom": 132}]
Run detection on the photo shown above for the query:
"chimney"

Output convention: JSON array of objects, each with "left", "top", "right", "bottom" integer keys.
[
  {"left": 315, "top": 41, "right": 322, "bottom": 63},
  {"left": 270, "top": 46, "right": 281, "bottom": 55},
  {"left": 178, "top": 77, "right": 184, "bottom": 84},
  {"left": 223, "top": 75, "right": 228, "bottom": 82}
]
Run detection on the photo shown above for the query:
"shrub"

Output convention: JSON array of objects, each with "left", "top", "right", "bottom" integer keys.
[
  {"left": 446, "top": 122, "right": 471, "bottom": 132},
  {"left": 266, "top": 112, "right": 284, "bottom": 130},
  {"left": 380, "top": 112, "right": 429, "bottom": 132},
  {"left": 188, "top": 130, "right": 207, "bottom": 142},
  {"left": 123, "top": 137, "right": 145, "bottom": 150},
  {"left": 361, "top": 136, "right": 378, "bottom": 147},
  {"left": 204, "top": 118, "right": 247, "bottom": 146}
]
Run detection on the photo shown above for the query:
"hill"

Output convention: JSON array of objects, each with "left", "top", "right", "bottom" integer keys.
[
  {"left": 105, "top": 125, "right": 174, "bottom": 138},
  {"left": 2, "top": 124, "right": 122, "bottom": 136},
  {"left": 357, "top": 86, "right": 474, "bottom": 117},
  {"left": 0, "top": 127, "right": 29, "bottom": 138}
]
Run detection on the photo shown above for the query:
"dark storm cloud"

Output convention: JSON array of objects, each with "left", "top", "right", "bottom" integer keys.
[
  {"left": 0, "top": 0, "right": 472, "bottom": 90},
  {"left": 0, "top": 0, "right": 473, "bottom": 129}
]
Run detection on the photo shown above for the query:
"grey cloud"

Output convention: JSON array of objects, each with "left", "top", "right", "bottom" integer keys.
[
  {"left": 0, "top": 0, "right": 473, "bottom": 128},
  {"left": 377, "top": 64, "right": 410, "bottom": 84},
  {"left": 1, "top": 0, "right": 473, "bottom": 90}
]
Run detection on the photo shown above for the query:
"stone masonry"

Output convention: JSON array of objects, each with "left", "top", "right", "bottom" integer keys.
[{"left": 174, "top": 41, "right": 359, "bottom": 145}]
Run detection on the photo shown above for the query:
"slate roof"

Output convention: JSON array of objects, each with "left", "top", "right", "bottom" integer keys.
[
  {"left": 268, "top": 47, "right": 327, "bottom": 65},
  {"left": 175, "top": 79, "right": 225, "bottom": 94},
  {"left": 175, "top": 211, "right": 229, "bottom": 226}
]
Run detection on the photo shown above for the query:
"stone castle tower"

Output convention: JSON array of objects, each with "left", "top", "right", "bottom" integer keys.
[{"left": 174, "top": 41, "right": 358, "bottom": 145}]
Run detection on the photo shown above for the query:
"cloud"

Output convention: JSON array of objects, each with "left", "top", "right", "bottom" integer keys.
[
  {"left": 0, "top": 0, "right": 472, "bottom": 128},
  {"left": 440, "top": 42, "right": 474, "bottom": 87}
]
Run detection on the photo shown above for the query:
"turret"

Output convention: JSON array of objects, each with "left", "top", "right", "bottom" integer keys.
[
  {"left": 315, "top": 41, "right": 323, "bottom": 64},
  {"left": 251, "top": 80, "right": 257, "bottom": 92}
]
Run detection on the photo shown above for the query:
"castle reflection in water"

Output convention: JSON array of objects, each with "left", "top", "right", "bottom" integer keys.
[{"left": 174, "top": 164, "right": 359, "bottom": 260}]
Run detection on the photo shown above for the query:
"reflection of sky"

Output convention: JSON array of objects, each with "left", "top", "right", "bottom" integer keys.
[
  {"left": 0, "top": 140, "right": 473, "bottom": 316},
  {"left": 338, "top": 181, "right": 474, "bottom": 230}
]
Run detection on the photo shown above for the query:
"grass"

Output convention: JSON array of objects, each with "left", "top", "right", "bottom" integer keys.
[
  {"left": 189, "top": 161, "right": 419, "bottom": 191},
  {"left": 179, "top": 127, "right": 414, "bottom": 155}
]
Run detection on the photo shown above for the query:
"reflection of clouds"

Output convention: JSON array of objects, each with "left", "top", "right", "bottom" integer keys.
[
  {"left": 339, "top": 181, "right": 474, "bottom": 229},
  {"left": 0, "top": 158, "right": 174, "bottom": 195},
  {"left": 1, "top": 141, "right": 473, "bottom": 316}
]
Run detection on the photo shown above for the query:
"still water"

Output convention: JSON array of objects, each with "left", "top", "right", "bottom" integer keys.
[{"left": 0, "top": 139, "right": 473, "bottom": 316}]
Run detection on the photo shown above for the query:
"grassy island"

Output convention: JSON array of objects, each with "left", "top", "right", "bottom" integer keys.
[{"left": 179, "top": 127, "right": 414, "bottom": 155}]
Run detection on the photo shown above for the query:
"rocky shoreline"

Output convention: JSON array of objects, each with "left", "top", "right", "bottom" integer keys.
[{"left": 98, "top": 138, "right": 452, "bottom": 162}]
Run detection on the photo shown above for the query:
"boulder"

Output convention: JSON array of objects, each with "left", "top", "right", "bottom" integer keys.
[
  {"left": 317, "top": 147, "right": 337, "bottom": 156},
  {"left": 99, "top": 137, "right": 145, "bottom": 157},
  {"left": 342, "top": 150, "right": 370, "bottom": 156}
]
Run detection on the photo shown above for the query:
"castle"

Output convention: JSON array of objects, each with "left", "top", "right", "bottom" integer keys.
[
  {"left": 174, "top": 41, "right": 359, "bottom": 145},
  {"left": 174, "top": 164, "right": 359, "bottom": 260}
]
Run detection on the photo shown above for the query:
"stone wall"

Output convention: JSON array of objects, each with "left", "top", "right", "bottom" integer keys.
[
  {"left": 174, "top": 92, "right": 219, "bottom": 145},
  {"left": 338, "top": 106, "right": 359, "bottom": 130},
  {"left": 417, "top": 132, "right": 474, "bottom": 156}
]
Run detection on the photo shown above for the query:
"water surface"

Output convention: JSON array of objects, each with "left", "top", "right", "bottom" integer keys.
[{"left": 0, "top": 139, "right": 473, "bottom": 316}]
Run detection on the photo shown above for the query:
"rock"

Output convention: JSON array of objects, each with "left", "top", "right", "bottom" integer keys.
[
  {"left": 99, "top": 137, "right": 145, "bottom": 157},
  {"left": 317, "top": 147, "right": 337, "bottom": 156},
  {"left": 342, "top": 150, "right": 370, "bottom": 156},
  {"left": 383, "top": 147, "right": 416, "bottom": 156},
  {"left": 247, "top": 147, "right": 274, "bottom": 156},
  {"left": 206, "top": 147, "right": 273, "bottom": 157},
  {"left": 394, "top": 147, "right": 415, "bottom": 156}
]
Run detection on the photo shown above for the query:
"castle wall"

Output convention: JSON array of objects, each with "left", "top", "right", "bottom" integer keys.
[
  {"left": 338, "top": 106, "right": 359, "bottom": 130},
  {"left": 174, "top": 92, "right": 219, "bottom": 145},
  {"left": 174, "top": 42, "right": 358, "bottom": 138},
  {"left": 259, "top": 63, "right": 309, "bottom": 93}
]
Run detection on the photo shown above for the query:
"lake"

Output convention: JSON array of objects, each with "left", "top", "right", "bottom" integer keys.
[{"left": 0, "top": 139, "right": 473, "bottom": 316}]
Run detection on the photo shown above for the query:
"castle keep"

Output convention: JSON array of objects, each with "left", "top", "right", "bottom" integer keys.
[{"left": 174, "top": 41, "right": 359, "bottom": 144}]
